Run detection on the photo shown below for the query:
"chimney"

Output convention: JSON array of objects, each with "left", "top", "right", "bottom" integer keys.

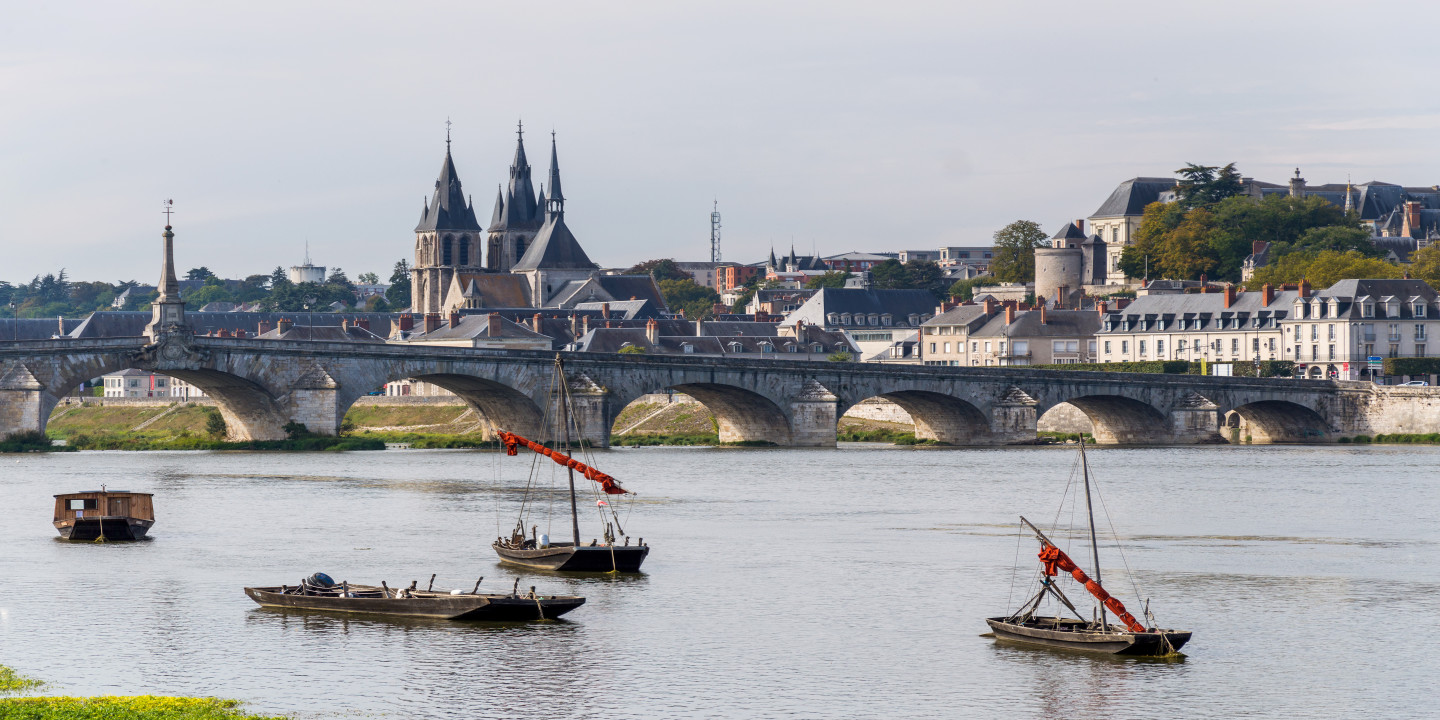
[
  {"left": 1299, "top": 278, "right": 1312, "bottom": 299},
  {"left": 1115, "top": 298, "right": 1131, "bottom": 310},
  {"left": 1253, "top": 240, "right": 1267, "bottom": 257},
  {"left": 1039, "top": 304, "right": 1048, "bottom": 325},
  {"left": 449, "top": 311, "right": 461, "bottom": 328},
  {"left": 1056, "top": 285, "right": 1069, "bottom": 308},
  {"left": 355, "top": 318, "right": 369, "bottom": 331},
  {"left": 1262, "top": 283, "right": 1275, "bottom": 307},
  {"left": 1096, "top": 300, "right": 1108, "bottom": 317},
  {"left": 424, "top": 313, "right": 441, "bottom": 333},
  {"left": 983, "top": 298, "right": 997, "bottom": 315},
  {"left": 234, "top": 329, "right": 246, "bottom": 339},
  {"left": 398, "top": 313, "right": 414, "bottom": 332},
  {"left": 277, "top": 318, "right": 293, "bottom": 334},
  {"left": 1005, "top": 305, "right": 1014, "bottom": 324},
  {"left": 796, "top": 319, "right": 807, "bottom": 344},
  {"left": 532, "top": 313, "right": 542, "bottom": 331},
  {"left": 1404, "top": 200, "right": 1423, "bottom": 238},
  {"left": 645, "top": 318, "right": 659, "bottom": 344},
  {"left": 1223, "top": 285, "right": 1236, "bottom": 308},
  {"left": 258, "top": 320, "right": 272, "bottom": 336},
  {"left": 217, "top": 329, "right": 232, "bottom": 338},
  {"left": 488, "top": 313, "right": 502, "bottom": 337},
  {"left": 569, "top": 313, "right": 579, "bottom": 337},
  {"left": 601, "top": 302, "right": 610, "bottom": 319},
  {"left": 342, "top": 319, "right": 350, "bottom": 330},
  {"left": 582, "top": 315, "right": 590, "bottom": 334}
]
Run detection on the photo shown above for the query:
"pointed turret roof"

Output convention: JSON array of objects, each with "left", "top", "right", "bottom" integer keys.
[
  {"left": 489, "top": 122, "right": 543, "bottom": 232},
  {"left": 511, "top": 213, "right": 594, "bottom": 271},
  {"left": 415, "top": 146, "right": 482, "bottom": 232},
  {"left": 546, "top": 132, "right": 565, "bottom": 210}
]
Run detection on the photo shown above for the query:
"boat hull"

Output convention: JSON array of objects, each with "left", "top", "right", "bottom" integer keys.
[
  {"left": 244, "top": 587, "right": 584, "bottom": 621},
  {"left": 986, "top": 618, "right": 1190, "bottom": 656},
  {"left": 54, "top": 518, "right": 153, "bottom": 541},
  {"left": 493, "top": 543, "right": 649, "bottom": 572}
]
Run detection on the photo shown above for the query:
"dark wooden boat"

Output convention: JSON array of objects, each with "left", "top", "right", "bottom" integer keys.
[
  {"left": 988, "top": 439, "right": 1191, "bottom": 657},
  {"left": 244, "top": 575, "right": 584, "bottom": 621},
  {"left": 53, "top": 488, "right": 154, "bottom": 541},
  {"left": 493, "top": 355, "right": 649, "bottom": 573}
]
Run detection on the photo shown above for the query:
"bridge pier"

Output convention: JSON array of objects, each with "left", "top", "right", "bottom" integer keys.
[
  {"left": 1166, "top": 393, "right": 1225, "bottom": 444},
  {"left": 281, "top": 365, "right": 342, "bottom": 436},
  {"left": 0, "top": 364, "right": 47, "bottom": 439},
  {"left": 788, "top": 380, "right": 839, "bottom": 447},
  {"left": 989, "top": 396, "right": 1039, "bottom": 444}
]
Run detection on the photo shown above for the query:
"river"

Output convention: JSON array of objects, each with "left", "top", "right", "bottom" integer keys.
[{"left": 0, "top": 444, "right": 1435, "bottom": 719}]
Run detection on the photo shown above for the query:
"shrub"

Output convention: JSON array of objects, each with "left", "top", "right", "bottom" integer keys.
[
  {"left": 0, "top": 431, "right": 71, "bottom": 453},
  {"left": 1383, "top": 357, "right": 1440, "bottom": 376},
  {"left": 204, "top": 409, "right": 227, "bottom": 438},
  {"left": 617, "top": 345, "right": 645, "bottom": 355}
]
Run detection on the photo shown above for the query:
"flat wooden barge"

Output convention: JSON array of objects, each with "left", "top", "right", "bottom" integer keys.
[
  {"left": 244, "top": 583, "right": 584, "bottom": 621},
  {"left": 53, "top": 490, "right": 154, "bottom": 541},
  {"left": 494, "top": 541, "right": 650, "bottom": 572}
]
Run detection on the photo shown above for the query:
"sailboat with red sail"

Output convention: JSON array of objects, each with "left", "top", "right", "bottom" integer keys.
[
  {"left": 986, "top": 438, "right": 1191, "bottom": 656},
  {"left": 492, "top": 355, "right": 649, "bottom": 572}
]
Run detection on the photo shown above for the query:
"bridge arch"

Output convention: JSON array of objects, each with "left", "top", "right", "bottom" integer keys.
[
  {"left": 337, "top": 371, "right": 547, "bottom": 441},
  {"left": 41, "top": 358, "right": 293, "bottom": 442},
  {"left": 846, "top": 390, "right": 992, "bottom": 445},
  {"left": 608, "top": 382, "right": 792, "bottom": 446},
  {"left": 1055, "top": 394, "right": 1169, "bottom": 445},
  {"left": 1226, "top": 400, "right": 1330, "bottom": 443}
]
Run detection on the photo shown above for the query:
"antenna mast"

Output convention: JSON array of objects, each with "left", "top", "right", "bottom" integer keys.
[{"left": 710, "top": 200, "right": 722, "bottom": 263}]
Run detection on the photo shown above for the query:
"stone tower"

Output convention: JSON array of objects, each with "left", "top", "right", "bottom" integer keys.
[
  {"left": 512, "top": 134, "right": 598, "bottom": 306},
  {"left": 144, "top": 218, "right": 186, "bottom": 340},
  {"left": 1034, "top": 220, "right": 1085, "bottom": 307},
  {"left": 486, "top": 123, "right": 545, "bottom": 272},
  {"left": 411, "top": 135, "right": 483, "bottom": 315}
]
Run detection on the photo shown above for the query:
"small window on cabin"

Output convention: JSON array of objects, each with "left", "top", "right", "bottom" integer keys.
[{"left": 68, "top": 499, "right": 97, "bottom": 511}]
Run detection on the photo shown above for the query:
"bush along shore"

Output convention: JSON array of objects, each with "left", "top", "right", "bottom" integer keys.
[
  {"left": 1339, "top": 433, "right": 1440, "bottom": 444},
  {"left": 0, "top": 664, "right": 285, "bottom": 719}
]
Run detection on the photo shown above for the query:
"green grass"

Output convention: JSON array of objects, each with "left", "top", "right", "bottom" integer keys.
[
  {"left": 65, "top": 433, "right": 385, "bottom": 452},
  {"left": 348, "top": 430, "right": 496, "bottom": 449},
  {"left": 1036, "top": 431, "right": 1096, "bottom": 444},
  {"left": 0, "top": 431, "right": 74, "bottom": 453},
  {"left": 1340, "top": 433, "right": 1440, "bottom": 444},
  {"left": 342, "top": 405, "right": 472, "bottom": 428},
  {"left": 611, "top": 433, "right": 721, "bottom": 446},
  {"left": 0, "top": 696, "right": 285, "bottom": 719},
  {"left": 0, "top": 665, "right": 43, "bottom": 693}
]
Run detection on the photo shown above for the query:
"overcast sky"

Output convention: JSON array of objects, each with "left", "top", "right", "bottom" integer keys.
[{"left": 3, "top": 1, "right": 1437, "bottom": 284}]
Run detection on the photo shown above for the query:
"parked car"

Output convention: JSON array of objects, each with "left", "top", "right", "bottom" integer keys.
[{"left": 1402, "top": 380, "right": 1430, "bottom": 386}]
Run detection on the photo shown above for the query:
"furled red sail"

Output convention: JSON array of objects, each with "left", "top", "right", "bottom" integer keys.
[
  {"left": 497, "top": 430, "right": 628, "bottom": 495},
  {"left": 1038, "top": 543, "right": 1145, "bottom": 633}
]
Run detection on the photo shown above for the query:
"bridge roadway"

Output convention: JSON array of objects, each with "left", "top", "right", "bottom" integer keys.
[{"left": 0, "top": 331, "right": 1420, "bottom": 446}]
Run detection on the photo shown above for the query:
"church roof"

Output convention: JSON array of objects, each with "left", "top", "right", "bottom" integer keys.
[
  {"left": 415, "top": 148, "right": 482, "bottom": 232},
  {"left": 454, "top": 273, "right": 531, "bottom": 307},
  {"left": 1090, "top": 177, "right": 1178, "bottom": 218},
  {"left": 511, "top": 213, "right": 594, "bottom": 270},
  {"left": 489, "top": 126, "right": 543, "bottom": 232}
]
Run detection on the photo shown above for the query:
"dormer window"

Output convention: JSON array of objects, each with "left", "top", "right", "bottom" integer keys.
[
  {"left": 1362, "top": 303, "right": 1374, "bottom": 318},
  {"left": 785, "top": 343, "right": 798, "bottom": 353},
  {"left": 1415, "top": 303, "right": 1427, "bottom": 318},
  {"left": 760, "top": 342, "right": 775, "bottom": 353},
  {"left": 868, "top": 313, "right": 880, "bottom": 326},
  {"left": 812, "top": 343, "right": 824, "bottom": 353},
  {"left": 728, "top": 342, "right": 743, "bottom": 353},
  {"left": 840, "top": 313, "right": 852, "bottom": 325},
  {"left": 881, "top": 314, "right": 893, "bottom": 326},
  {"left": 908, "top": 314, "right": 920, "bottom": 325},
  {"left": 681, "top": 343, "right": 694, "bottom": 354},
  {"left": 827, "top": 313, "right": 841, "bottom": 325}
]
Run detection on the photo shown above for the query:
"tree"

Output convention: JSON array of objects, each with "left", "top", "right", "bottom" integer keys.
[
  {"left": 626, "top": 259, "right": 692, "bottom": 282},
  {"left": 658, "top": 278, "right": 720, "bottom": 320},
  {"left": 186, "top": 267, "right": 216, "bottom": 282},
  {"left": 204, "top": 409, "right": 227, "bottom": 438},
  {"left": 804, "top": 271, "right": 850, "bottom": 290},
  {"left": 989, "top": 220, "right": 1049, "bottom": 283},
  {"left": 1292, "top": 226, "right": 1376, "bottom": 256},
  {"left": 357, "top": 272, "right": 380, "bottom": 285},
  {"left": 269, "top": 266, "right": 290, "bottom": 290},
  {"left": 1174, "top": 162, "right": 1244, "bottom": 208},
  {"left": 617, "top": 344, "right": 645, "bottom": 355},
  {"left": 386, "top": 259, "right": 411, "bottom": 309},
  {"left": 947, "top": 277, "right": 1000, "bottom": 301},
  {"left": 1410, "top": 245, "right": 1440, "bottom": 288},
  {"left": 1248, "top": 250, "right": 1402, "bottom": 288}
]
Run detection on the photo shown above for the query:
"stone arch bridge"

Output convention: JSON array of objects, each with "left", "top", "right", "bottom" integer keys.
[{"left": 0, "top": 332, "right": 1425, "bottom": 446}]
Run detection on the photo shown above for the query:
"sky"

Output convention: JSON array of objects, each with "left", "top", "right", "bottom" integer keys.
[{"left": 2, "top": 0, "right": 1438, "bottom": 284}]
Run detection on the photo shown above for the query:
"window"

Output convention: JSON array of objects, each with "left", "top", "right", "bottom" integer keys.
[
  {"left": 1311, "top": 325, "right": 1318, "bottom": 341},
  {"left": 728, "top": 342, "right": 743, "bottom": 352},
  {"left": 1052, "top": 340, "right": 1077, "bottom": 353},
  {"left": 1312, "top": 345, "right": 1319, "bottom": 361},
  {"left": 1362, "top": 303, "right": 1374, "bottom": 318},
  {"left": 1232, "top": 338, "right": 1239, "bottom": 353},
  {"left": 971, "top": 342, "right": 978, "bottom": 352},
  {"left": 999, "top": 342, "right": 1006, "bottom": 354},
  {"left": 442, "top": 236, "right": 453, "bottom": 265},
  {"left": 760, "top": 342, "right": 774, "bottom": 353},
  {"left": 1419, "top": 344, "right": 1428, "bottom": 357},
  {"left": 1088, "top": 340, "right": 1096, "bottom": 355},
  {"left": 1365, "top": 343, "right": 1374, "bottom": 357},
  {"left": 1328, "top": 344, "right": 1334, "bottom": 360},
  {"left": 929, "top": 342, "right": 936, "bottom": 353},
  {"left": 943, "top": 342, "right": 951, "bottom": 353},
  {"left": 1139, "top": 340, "right": 1147, "bottom": 356},
  {"left": 1416, "top": 303, "right": 1428, "bottom": 318},
  {"left": 1390, "top": 344, "right": 1401, "bottom": 358},
  {"left": 1111, "top": 227, "right": 1119, "bottom": 243},
  {"left": 1389, "top": 323, "right": 1402, "bottom": 342},
  {"left": 1104, "top": 341, "right": 1111, "bottom": 354},
  {"left": 1156, "top": 339, "right": 1165, "bottom": 354},
  {"left": 1294, "top": 345, "right": 1301, "bottom": 358},
  {"left": 984, "top": 342, "right": 991, "bottom": 352},
  {"left": 812, "top": 344, "right": 824, "bottom": 353},
  {"left": 1417, "top": 324, "right": 1427, "bottom": 341},
  {"left": 68, "top": 499, "right": 97, "bottom": 510},
  {"left": 1121, "top": 340, "right": 1129, "bottom": 354},
  {"left": 1179, "top": 319, "right": 1188, "bottom": 331},
  {"left": 1268, "top": 338, "right": 1276, "bottom": 351},
  {"left": 682, "top": 343, "right": 694, "bottom": 354},
  {"left": 1178, "top": 339, "right": 1188, "bottom": 352},
  {"left": 1328, "top": 324, "right": 1335, "bottom": 340},
  {"left": 1253, "top": 338, "right": 1260, "bottom": 353},
  {"left": 458, "top": 237, "right": 470, "bottom": 265}
]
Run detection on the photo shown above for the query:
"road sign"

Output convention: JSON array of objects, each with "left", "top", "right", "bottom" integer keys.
[{"left": 1368, "top": 355, "right": 1383, "bottom": 369}]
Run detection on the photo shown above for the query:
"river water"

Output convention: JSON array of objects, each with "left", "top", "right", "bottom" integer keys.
[{"left": 0, "top": 444, "right": 1435, "bottom": 719}]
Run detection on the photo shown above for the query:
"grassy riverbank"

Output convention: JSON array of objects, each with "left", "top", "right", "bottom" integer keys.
[{"left": 0, "top": 665, "right": 283, "bottom": 719}]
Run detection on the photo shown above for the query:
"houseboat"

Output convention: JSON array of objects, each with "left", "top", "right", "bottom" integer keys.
[{"left": 53, "top": 488, "right": 155, "bottom": 541}]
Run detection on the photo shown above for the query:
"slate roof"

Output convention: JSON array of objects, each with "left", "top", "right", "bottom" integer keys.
[
  {"left": 415, "top": 148, "right": 482, "bottom": 232},
  {"left": 572, "top": 299, "right": 660, "bottom": 320},
  {"left": 406, "top": 313, "right": 549, "bottom": 342},
  {"left": 1315, "top": 279, "right": 1439, "bottom": 319},
  {"left": 256, "top": 325, "right": 387, "bottom": 342},
  {"left": 1097, "top": 289, "right": 1301, "bottom": 334},
  {"left": 969, "top": 309, "right": 1101, "bottom": 339},
  {"left": 598, "top": 276, "right": 665, "bottom": 309},
  {"left": 1052, "top": 221, "right": 1087, "bottom": 241},
  {"left": 511, "top": 214, "right": 594, "bottom": 270},
  {"left": 781, "top": 288, "right": 940, "bottom": 328},
  {"left": 64, "top": 311, "right": 405, "bottom": 339},
  {"left": 1090, "top": 177, "right": 1179, "bottom": 218},
  {"left": 488, "top": 129, "right": 544, "bottom": 232},
  {"left": 921, "top": 304, "right": 996, "bottom": 332},
  {"left": 456, "top": 273, "right": 531, "bottom": 307},
  {"left": 0, "top": 318, "right": 83, "bottom": 340}
]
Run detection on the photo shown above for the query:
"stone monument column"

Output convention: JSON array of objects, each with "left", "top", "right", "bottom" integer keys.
[{"left": 145, "top": 220, "right": 186, "bottom": 341}]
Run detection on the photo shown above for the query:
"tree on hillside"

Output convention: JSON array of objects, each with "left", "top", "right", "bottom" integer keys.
[
  {"left": 357, "top": 272, "right": 380, "bottom": 285},
  {"left": 1247, "top": 250, "right": 1402, "bottom": 288},
  {"left": 186, "top": 267, "right": 217, "bottom": 282},
  {"left": 386, "top": 260, "right": 411, "bottom": 309},
  {"left": 947, "top": 277, "right": 1000, "bottom": 301},
  {"left": 989, "top": 220, "right": 1049, "bottom": 283},
  {"left": 626, "top": 258, "right": 692, "bottom": 282},
  {"left": 804, "top": 271, "right": 850, "bottom": 290},
  {"left": 658, "top": 278, "right": 719, "bottom": 320},
  {"left": 868, "top": 259, "right": 950, "bottom": 299},
  {"left": 1174, "top": 162, "right": 1244, "bottom": 208},
  {"left": 269, "top": 266, "right": 290, "bottom": 290},
  {"left": 1410, "top": 245, "right": 1440, "bottom": 288}
]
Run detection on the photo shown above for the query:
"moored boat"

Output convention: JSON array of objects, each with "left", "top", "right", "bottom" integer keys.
[
  {"left": 493, "top": 355, "right": 649, "bottom": 573},
  {"left": 53, "top": 488, "right": 154, "bottom": 541},
  {"left": 987, "top": 439, "right": 1191, "bottom": 657},
  {"left": 244, "top": 573, "right": 584, "bottom": 621}
]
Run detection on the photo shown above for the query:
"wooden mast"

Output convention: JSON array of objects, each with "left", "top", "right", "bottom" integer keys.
[
  {"left": 557, "top": 355, "right": 581, "bottom": 547},
  {"left": 1078, "top": 436, "right": 1108, "bottom": 630}
]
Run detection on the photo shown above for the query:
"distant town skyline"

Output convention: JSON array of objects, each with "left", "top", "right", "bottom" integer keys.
[{"left": 3, "top": 1, "right": 1437, "bottom": 281}]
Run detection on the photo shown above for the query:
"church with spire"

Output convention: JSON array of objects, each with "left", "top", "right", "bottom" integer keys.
[{"left": 408, "top": 123, "right": 664, "bottom": 316}]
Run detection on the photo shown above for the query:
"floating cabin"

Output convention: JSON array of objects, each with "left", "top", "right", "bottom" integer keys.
[{"left": 53, "top": 490, "right": 155, "bottom": 541}]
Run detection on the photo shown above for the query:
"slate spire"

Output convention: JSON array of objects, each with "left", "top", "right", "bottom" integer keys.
[
  {"left": 415, "top": 138, "right": 481, "bottom": 232},
  {"left": 490, "top": 120, "right": 541, "bottom": 231},
  {"left": 546, "top": 131, "right": 565, "bottom": 218}
]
